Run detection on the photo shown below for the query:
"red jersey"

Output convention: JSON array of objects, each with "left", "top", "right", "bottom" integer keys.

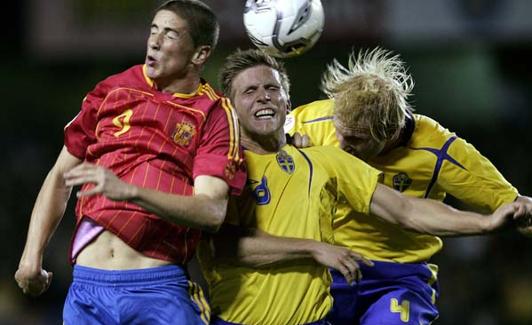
[{"left": 64, "top": 64, "right": 246, "bottom": 264}]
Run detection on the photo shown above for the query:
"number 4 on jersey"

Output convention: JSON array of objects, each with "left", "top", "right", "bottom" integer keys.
[{"left": 390, "top": 298, "right": 410, "bottom": 322}]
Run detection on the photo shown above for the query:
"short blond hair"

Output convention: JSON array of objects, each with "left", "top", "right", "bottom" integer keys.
[
  {"left": 220, "top": 49, "right": 290, "bottom": 100},
  {"left": 321, "top": 47, "right": 414, "bottom": 143}
]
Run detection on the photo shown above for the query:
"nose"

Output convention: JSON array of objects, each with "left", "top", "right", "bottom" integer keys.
[
  {"left": 148, "top": 33, "right": 162, "bottom": 50},
  {"left": 257, "top": 88, "right": 271, "bottom": 102}
]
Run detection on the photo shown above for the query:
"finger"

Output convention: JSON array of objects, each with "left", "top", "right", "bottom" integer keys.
[
  {"left": 342, "top": 260, "right": 363, "bottom": 284},
  {"left": 293, "top": 133, "right": 303, "bottom": 147},
  {"left": 64, "top": 169, "right": 97, "bottom": 184},
  {"left": 301, "top": 134, "right": 312, "bottom": 147},
  {"left": 354, "top": 269, "right": 363, "bottom": 282},
  {"left": 44, "top": 272, "right": 53, "bottom": 291},
  {"left": 77, "top": 185, "right": 103, "bottom": 197},
  {"left": 336, "top": 264, "right": 353, "bottom": 284},
  {"left": 341, "top": 258, "right": 360, "bottom": 281},
  {"left": 65, "top": 174, "right": 98, "bottom": 187},
  {"left": 16, "top": 279, "right": 27, "bottom": 290},
  {"left": 350, "top": 252, "right": 373, "bottom": 267},
  {"left": 64, "top": 162, "right": 98, "bottom": 178}
]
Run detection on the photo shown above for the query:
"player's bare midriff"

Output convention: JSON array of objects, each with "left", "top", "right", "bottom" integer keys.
[{"left": 76, "top": 230, "right": 172, "bottom": 270}]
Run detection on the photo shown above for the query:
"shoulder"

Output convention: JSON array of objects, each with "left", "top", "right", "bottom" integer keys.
[
  {"left": 165, "top": 81, "right": 234, "bottom": 122},
  {"left": 290, "top": 99, "right": 334, "bottom": 120},
  {"left": 411, "top": 114, "right": 457, "bottom": 146},
  {"left": 301, "top": 145, "right": 353, "bottom": 165},
  {"left": 93, "top": 65, "right": 149, "bottom": 93},
  {"left": 188, "top": 81, "right": 231, "bottom": 113},
  {"left": 285, "top": 99, "right": 335, "bottom": 134}
]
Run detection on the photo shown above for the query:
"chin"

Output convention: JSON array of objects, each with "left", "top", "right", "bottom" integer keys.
[{"left": 145, "top": 66, "right": 159, "bottom": 79}]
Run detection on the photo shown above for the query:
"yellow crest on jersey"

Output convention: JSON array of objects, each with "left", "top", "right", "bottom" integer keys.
[{"left": 173, "top": 122, "right": 196, "bottom": 146}]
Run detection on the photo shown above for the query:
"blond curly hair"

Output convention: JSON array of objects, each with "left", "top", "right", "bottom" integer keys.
[{"left": 321, "top": 47, "right": 414, "bottom": 143}]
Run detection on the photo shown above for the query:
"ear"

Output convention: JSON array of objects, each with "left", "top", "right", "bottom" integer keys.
[
  {"left": 286, "top": 98, "right": 292, "bottom": 112},
  {"left": 191, "top": 46, "right": 212, "bottom": 65}
]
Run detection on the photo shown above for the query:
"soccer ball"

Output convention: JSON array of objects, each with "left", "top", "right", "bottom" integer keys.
[{"left": 243, "top": 0, "right": 325, "bottom": 58}]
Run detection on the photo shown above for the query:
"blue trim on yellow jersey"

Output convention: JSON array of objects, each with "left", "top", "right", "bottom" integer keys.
[
  {"left": 296, "top": 148, "right": 314, "bottom": 196},
  {"left": 302, "top": 116, "right": 334, "bottom": 124},
  {"left": 411, "top": 136, "right": 466, "bottom": 198},
  {"left": 250, "top": 177, "right": 271, "bottom": 205},
  {"left": 398, "top": 113, "right": 416, "bottom": 146}
]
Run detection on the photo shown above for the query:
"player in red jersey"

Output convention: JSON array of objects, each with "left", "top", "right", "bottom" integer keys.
[{"left": 14, "top": 1, "right": 245, "bottom": 324}]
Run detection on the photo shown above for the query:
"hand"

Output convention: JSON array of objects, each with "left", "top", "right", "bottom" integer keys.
[
  {"left": 310, "top": 242, "right": 373, "bottom": 284},
  {"left": 290, "top": 132, "right": 312, "bottom": 148},
  {"left": 487, "top": 201, "right": 529, "bottom": 232},
  {"left": 517, "top": 218, "right": 532, "bottom": 237},
  {"left": 15, "top": 265, "right": 53, "bottom": 296},
  {"left": 515, "top": 196, "right": 532, "bottom": 237},
  {"left": 63, "top": 162, "right": 137, "bottom": 201}
]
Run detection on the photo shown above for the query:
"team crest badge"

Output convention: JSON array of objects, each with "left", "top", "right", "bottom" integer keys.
[
  {"left": 392, "top": 172, "right": 412, "bottom": 192},
  {"left": 276, "top": 150, "right": 295, "bottom": 174},
  {"left": 173, "top": 122, "right": 196, "bottom": 146},
  {"left": 249, "top": 177, "right": 271, "bottom": 205},
  {"left": 224, "top": 161, "right": 237, "bottom": 180}
]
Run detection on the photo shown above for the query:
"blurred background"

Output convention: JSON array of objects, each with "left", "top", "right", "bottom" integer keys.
[{"left": 1, "top": 0, "right": 531, "bottom": 324}]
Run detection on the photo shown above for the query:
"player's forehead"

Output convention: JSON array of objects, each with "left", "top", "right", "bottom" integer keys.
[
  {"left": 151, "top": 9, "right": 188, "bottom": 31},
  {"left": 334, "top": 117, "right": 371, "bottom": 139},
  {"left": 233, "top": 65, "right": 282, "bottom": 89}
]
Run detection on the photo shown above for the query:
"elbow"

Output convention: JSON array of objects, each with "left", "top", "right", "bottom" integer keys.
[
  {"left": 202, "top": 202, "right": 227, "bottom": 233},
  {"left": 399, "top": 216, "right": 421, "bottom": 233}
]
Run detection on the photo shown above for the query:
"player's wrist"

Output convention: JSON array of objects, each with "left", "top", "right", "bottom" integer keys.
[
  {"left": 482, "top": 214, "right": 499, "bottom": 233},
  {"left": 303, "top": 240, "right": 325, "bottom": 259},
  {"left": 127, "top": 184, "right": 140, "bottom": 200}
]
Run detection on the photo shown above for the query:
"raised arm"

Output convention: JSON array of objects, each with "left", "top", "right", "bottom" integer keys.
[
  {"left": 370, "top": 184, "right": 528, "bottom": 236},
  {"left": 63, "top": 163, "right": 229, "bottom": 232},
  {"left": 15, "top": 146, "right": 82, "bottom": 296}
]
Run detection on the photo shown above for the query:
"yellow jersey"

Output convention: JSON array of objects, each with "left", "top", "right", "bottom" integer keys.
[
  {"left": 200, "top": 144, "right": 381, "bottom": 325},
  {"left": 286, "top": 99, "right": 519, "bottom": 263}
]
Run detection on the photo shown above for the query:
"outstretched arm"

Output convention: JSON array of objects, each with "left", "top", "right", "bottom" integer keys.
[
  {"left": 210, "top": 224, "right": 372, "bottom": 284},
  {"left": 15, "top": 146, "right": 81, "bottom": 296},
  {"left": 370, "top": 184, "right": 529, "bottom": 236},
  {"left": 63, "top": 163, "right": 229, "bottom": 232}
]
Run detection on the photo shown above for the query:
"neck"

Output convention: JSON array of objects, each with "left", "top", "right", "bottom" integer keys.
[
  {"left": 241, "top": 130, "right": 286, "bottom": 154},
  {"left": 380, "top": 127, "right": 404, "bottom": 156},
  {"left": 155, "top": 70, "right": 201, "bottom": 94}
]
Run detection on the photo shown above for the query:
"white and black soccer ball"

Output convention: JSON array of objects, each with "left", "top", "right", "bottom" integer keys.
[{"left": 243, "top": 0, "right": 325, "bottom": 58}]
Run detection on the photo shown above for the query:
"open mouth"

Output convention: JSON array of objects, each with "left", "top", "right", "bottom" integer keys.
[
  {"left": 146, "top": 55, "right": 157, "bottom": 66},
  {"left": 254, "top": 108, "right": 275, "bottom": 120}
]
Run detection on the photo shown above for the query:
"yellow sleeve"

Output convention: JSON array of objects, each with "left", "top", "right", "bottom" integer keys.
[
  {"left": 440, "top": 135, "right": 518, "bottom": 212},
  {"left": 286, "top": 99, "right": 339, "bottom": 146},
  {"left": 315, "top": 146, "right": 382, "bottom": 215}
]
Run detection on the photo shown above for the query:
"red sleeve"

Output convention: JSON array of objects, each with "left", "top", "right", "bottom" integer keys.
[
  {"left": 63, "top": 82, "right": 106, "bottom": 159},
  {"left": 193, "top": 98, "right": 247, "bottom": 195}
]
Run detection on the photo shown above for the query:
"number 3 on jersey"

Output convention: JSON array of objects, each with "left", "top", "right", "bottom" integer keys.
[{"left": 112, "top": 109, "right": 133, "bottom": 137}]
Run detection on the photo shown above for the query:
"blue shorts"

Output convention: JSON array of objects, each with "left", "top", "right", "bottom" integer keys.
[
  {"left": 326, "top": 261, "right": 439, "bottom": 325},
  {"left": 63, "top": 264, "right": 209, "bottom": 325},
  {"left": 211, "top": 316, "right": 329, "bottom": 325}
]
